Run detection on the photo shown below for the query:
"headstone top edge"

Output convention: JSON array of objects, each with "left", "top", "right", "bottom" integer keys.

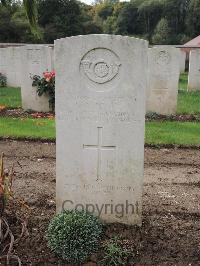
[
  {"left": 18, "top": 44, "right": 52, "bottom": 50},
  {"left": 54, "top": 34, "right": 148, "bottom": 46},
  {"left": 149, "top": 46, "right": 179, "bottom": 52}
]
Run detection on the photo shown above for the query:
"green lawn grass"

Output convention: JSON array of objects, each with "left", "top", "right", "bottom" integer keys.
[
  {"left": 0, "top": 87, "right": 21, "bottom": 108},
  {"left": 179, "top": 72, "right": 188, "bottom": 91},
  {"left": 146, "top": 121, "right": 200, "bottom": 146},
  {"left": 177, "top": 90, "right": 200, "bottom": 114},
  {"left": 177, "top": 73, "right": 200, "bottom": 114},
  {"left": 0, "top": 75, "right": 199, "bottom": 146},
  {"left": 0, "top": 117, "right": 200, "bottom": 146},
  {"left": 0, "top": 117, "right": 55, "bottom": 140}
]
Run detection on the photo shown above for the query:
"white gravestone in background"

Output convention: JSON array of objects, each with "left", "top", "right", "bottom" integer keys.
[
  {"left": 146, "top": 47, "right": 180, "bottom": 115},
  {"left": 55, "top": 35, "right": 148, "bottom": 225},
  {"left": 179, "top": 50, "right": 186, "bottom": 73},
  {"left": 20, "top": 45, "right": 54, "bottom": 112},
  {"left": 188, "top": 50, "right": 200, "bottom": 91},
  {"left": 0, "top": 48, "right": 7, "bottom": 77},
  {"left": 6, "top": 47, "right": 21, "bottom": 87}
]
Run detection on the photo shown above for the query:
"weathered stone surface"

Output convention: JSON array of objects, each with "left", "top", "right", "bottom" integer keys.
[
  {"left": 20, "top": 45, "right": 54, "bottom": 111},
  {"left": 55, "top": 34, "right": 148, "bottom": 225},
  {"left": 5, "top": 47, "right": 21, "bottom": 87},
  {"left": 0, "top": 47, "right": 23, "bottom": 87},
  {"left": 179, "top": 50, "right": 186, "bottom": 73},
  {"left": 146, "top": 47, "right": 180, "bottom": 115},
  {"left": 188, "top": 50, "right": 200, "bottom": 91},
  {"left": 0, "top": 48, "right": 7, "bottom": 78}
]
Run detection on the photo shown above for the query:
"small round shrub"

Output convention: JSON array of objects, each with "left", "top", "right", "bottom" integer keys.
[{"left": 46, "top": 210, "right": 103, "bottom": 263}]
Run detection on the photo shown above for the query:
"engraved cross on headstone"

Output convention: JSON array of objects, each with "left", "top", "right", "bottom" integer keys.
[{"left": 83, "top": 127, "right": 116, "bottom": 181}]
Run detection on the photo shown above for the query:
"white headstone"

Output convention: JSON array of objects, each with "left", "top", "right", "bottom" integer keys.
[
  {"left": 0, "top": 48, "right": 7, "bottom": 77},
  {"left": 55, "top": 34, "right": 148, "bottom": 225},
  {"left": 188, "top": 50, "right": 200, "bottom": 91},
  {"left": 5, "top": 47, "right": 21, "bottom": 87},
  {"left": 146, "top": 47, "right": 180, "bottom": 115},
  {"left": 20, "top": 45, "right": 54, "bottom": 112},
  {"left": 179, "top": 50, "right": 186, "bottom": 73}
]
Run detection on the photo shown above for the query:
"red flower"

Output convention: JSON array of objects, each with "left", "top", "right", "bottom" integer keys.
[
  {"left": 51, "top": 70, "right": 55, "bottom": 77},
  {"left": 43, "top": 71, "right": 55, "bottom": 82}
]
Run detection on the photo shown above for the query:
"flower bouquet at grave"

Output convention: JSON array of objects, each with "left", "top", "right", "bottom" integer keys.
[
  {"left": 32, "top": 70, "right": 55, "bottom": 111},
  {"left": 0, "top": 73, "right": 7, "bottom": 87}
]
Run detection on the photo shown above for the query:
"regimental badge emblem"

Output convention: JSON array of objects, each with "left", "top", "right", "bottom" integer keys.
[
  {"left": 80, "top": 48, "right": 121, "bottom": 84},
  {"left": 156, "top": 50, "right": 171, "bottom": 66}
]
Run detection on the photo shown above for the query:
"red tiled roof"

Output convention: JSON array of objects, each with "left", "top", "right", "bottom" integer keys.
[{"left": 184, "top": 35, "right": 200, "bottom": 46}]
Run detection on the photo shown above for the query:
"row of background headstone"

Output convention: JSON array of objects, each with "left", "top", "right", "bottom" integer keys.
[
  {"left": 0, "top": 42, "right": 199, "bottom": 114},
  {"left": 0, "top": 45, "right": 54, "bottom": 112}
]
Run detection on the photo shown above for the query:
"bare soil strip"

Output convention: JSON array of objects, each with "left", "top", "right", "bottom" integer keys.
[
  {"left": 1, "top": 108, "right": 200, "bottom": 121},
  {"left": 0, "top": 140, "right": 199, "bottom": 265}
]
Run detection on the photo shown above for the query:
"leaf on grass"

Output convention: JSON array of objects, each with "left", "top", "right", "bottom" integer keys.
[
  {"left": 0, "top": 105, "right": 6, "bottom": 111},
  {"left": 47, "top": 115, "right": 54, "bottom": 120},
  {"left": 36, "top": 122, "right": 45, "bottom": 126}
]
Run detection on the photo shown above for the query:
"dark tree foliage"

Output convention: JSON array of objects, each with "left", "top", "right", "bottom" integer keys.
[
  {"left": 115, "top": 2, "right": 140, "bottom": 35},
  {"left": 37, "top": 0, "right": 83, "bottom": 42},
  {"left": 186, "top": 0, "right": 200, "bottom": 37},
  {"left": 0, "top": 0, "right": 199, "bottom": 44},
  {"left": 138, "top": 0, "right": 164, "bottom": 40},
  {"left": 98, "top": 2, "right": 113, "bottom": 20},
  {"left": 0, "top": 3, "right": 34, "bottom": 43}
]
